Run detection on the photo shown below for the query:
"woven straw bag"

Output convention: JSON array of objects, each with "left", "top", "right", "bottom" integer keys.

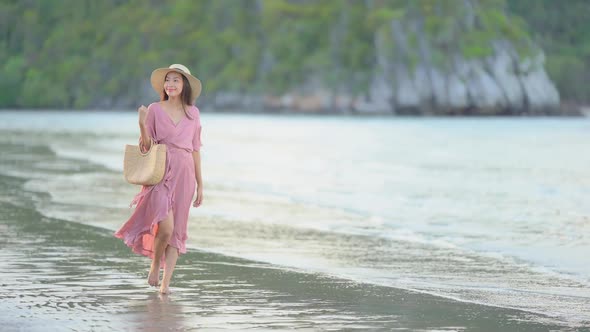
[{"left": 123, "top": 138, "right": 167, "bottom": 185}]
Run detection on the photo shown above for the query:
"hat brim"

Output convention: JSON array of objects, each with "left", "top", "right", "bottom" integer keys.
[{"left": 150, "top": 68, "right": 202, "bottom": 103}]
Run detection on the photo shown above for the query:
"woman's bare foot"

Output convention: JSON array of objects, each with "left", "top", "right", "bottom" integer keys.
[
  {"left": 159, "top": 285, "right": 171, "bottom": 294},
  {"left": 148, "top": 262, "right": 160, "bottom": 287}
]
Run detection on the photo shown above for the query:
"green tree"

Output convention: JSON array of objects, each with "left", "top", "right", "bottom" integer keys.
[{"left": 508, "top": 0, "right": 590, "bottom": 103}]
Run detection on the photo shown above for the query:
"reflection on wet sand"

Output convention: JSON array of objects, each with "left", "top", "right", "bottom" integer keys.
[{"left": 140, "top": 292, "right": 186, "bottom": 331}]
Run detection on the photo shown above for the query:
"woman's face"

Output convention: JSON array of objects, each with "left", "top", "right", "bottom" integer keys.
[{"left": 164, "top": 72, "right": 184, "bottom": 98}]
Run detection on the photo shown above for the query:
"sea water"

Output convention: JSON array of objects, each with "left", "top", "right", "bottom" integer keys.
[{"left": 0, "top": 110, "right": 589, "bottom": 325}]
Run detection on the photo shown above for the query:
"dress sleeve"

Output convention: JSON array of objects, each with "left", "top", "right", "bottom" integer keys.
[
  {"left": 192, "top": 106, "right": 203, "bottom": 152},
  {"left": 139, "top": 103, "right": 157, "bottom": 152}
]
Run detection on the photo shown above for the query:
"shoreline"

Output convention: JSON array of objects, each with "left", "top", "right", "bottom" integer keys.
[
  {"left": 0, "top": 104, "right": 587, "bottom": 117},
  {"left": 0, "top": 193, "right": 582, "bottom": 330}
]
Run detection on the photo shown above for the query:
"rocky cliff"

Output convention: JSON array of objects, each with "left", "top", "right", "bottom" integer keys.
[
  {"left": 207, "top": 0, "right": 561, "bottom": 115},
  {"left": 2, "top": 0, "right": 570, "bottom": 114}
]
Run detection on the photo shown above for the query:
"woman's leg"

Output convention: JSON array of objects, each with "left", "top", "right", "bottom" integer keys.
[
  {"left": 148, "top": 211, "right": 174, "bottom": 286},
  {"left": 160, "top": 246, "right": 179, "bottom": 294}
]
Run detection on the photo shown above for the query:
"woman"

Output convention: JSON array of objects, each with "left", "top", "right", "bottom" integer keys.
[{"left": 115, "top": 64, "right": 204, "bottom": 294}]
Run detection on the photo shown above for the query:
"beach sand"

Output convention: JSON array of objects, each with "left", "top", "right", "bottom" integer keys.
[{"left": 0, "top": 175, "right": 575, "bottom": 331}]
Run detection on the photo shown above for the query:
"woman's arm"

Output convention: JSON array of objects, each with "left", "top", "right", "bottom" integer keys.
[
  {"left": 192, "top": 150, "right": 203, "bottom": 207},
  {"left": 139, "top": 124, "right": 151, "bottom": 151},
  {"left": 138, "top": 105, "right": 151, "bottom": 151}
]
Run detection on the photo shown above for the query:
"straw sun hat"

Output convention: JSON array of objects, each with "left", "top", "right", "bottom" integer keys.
[{"left": 150, "top": 64, "right": 202, "bottom": 103}]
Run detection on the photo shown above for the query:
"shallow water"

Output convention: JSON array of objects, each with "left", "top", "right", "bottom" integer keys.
[
  {"left": 0, "top": 180, "right": 568, "bottom": 331},
  {"left": 0, "top": 110, "right": 589, "bottom": 329}
]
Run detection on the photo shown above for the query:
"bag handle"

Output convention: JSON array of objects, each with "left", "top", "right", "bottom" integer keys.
[{"left": 139, "top": 137, "right": 155, "bottom": 156}]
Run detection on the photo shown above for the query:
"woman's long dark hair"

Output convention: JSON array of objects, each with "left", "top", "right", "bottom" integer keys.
[{"left": 161, "top": 72, "right": 194, "bottom": 119}]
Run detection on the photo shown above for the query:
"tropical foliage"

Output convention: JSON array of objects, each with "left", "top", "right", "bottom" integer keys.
[{"left": 0, "top": 0, "right": 584, "bottom": 109}]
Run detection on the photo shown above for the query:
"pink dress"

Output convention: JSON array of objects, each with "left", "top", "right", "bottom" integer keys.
[{"left": 115, "top": 102, "right": 202, "bottom": 264}]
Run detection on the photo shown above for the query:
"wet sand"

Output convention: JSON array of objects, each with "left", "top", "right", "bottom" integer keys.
[{"left": 0, "top": 175, "right": 578, "bottom": 331}]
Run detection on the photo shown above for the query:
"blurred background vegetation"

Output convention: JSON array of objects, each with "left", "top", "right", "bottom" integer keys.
[
  {"left": 508, "top": 0, "right": 590, "bottom": 106},
  {"left": 0, "top": 0, "right": 588, "bottom": 110}
]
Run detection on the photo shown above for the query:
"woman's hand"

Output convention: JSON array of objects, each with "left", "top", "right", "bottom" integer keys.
[
  {"left": 193, "top": 186, "right": 203, "bottom": 208},
  {"left": 138, "top": 105, "right": 148, "bottom": 125}
]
